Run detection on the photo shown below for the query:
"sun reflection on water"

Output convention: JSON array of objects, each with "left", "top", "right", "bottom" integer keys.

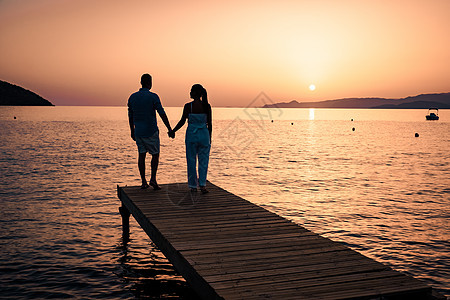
[{"left": 309, "top": 108, "right": 315, "bottom": 120}]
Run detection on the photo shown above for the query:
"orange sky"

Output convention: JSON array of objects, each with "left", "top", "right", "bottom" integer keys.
[{"left": 0, "top": 0, "right": 449, "bottom": 107}]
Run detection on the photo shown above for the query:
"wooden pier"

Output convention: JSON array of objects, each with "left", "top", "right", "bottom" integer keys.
[{"left": 117, "top": 182, "right": 436, "bottom": 299}]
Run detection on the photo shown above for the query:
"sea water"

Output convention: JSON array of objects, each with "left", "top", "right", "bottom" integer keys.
[{"left": 0, "top": 106, "right": 449, "bottom": 298}]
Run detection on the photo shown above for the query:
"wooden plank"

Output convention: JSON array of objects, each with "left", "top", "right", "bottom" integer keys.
[
  {"left": 160, "top": 221, "right": 301, "bottom": 237},
  {"left": 118, "top": 183, "right": 434, "bottom": 300},
  {"left": 180, "top": 238, "right": 345, "bottom": 260},
  {"left": 136, "top": 204, "right": 270, "bottom": 216},
  {"left": 150, "top": 214, "right": 290, "bottom": 228},
  {"left": 217, "top": 275, "right": 431, "bottom": 300},
  {"left": 178, "top": 235, "right": 331, "bottom": 255},
  {"left": 202, "top": 258, "right": 385, "bottom": 283},
  {"left": 163, "top": 226, "right": 307, "bottom": 243},
  {"left": 171, "top": 231, "right": 319, "bottom": 250},
  {"left": 151, "top": 216, "right": 291, "bottom": 232},
  {"left": 211, "top": 269, "right": 402, "bottom": 291},
  {"left": 185, "top": 245, "right": 352, "bottom": 266},
  {"left": 142, "top": 210, "right": 275, "bottom": 221},
  {"left": 194, "top": 251, "right": 368, "bottom": 276}
]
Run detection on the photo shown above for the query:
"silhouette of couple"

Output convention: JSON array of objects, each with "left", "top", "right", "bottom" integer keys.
[{"left": 128, "top": 74, "right": 212, "bottom": 194}]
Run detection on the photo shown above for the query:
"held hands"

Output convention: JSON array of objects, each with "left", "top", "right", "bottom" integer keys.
[{"left": 168, "top": 130, "right": 175, "bottom": 139}]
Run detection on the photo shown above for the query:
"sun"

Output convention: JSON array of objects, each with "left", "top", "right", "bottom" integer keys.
[{"left": 309, "top": 84, "right": 316, "bottom": 91}]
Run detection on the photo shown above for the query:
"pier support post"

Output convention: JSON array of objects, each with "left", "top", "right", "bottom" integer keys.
[
  {"left": 117, "top": 185, "right": 130, "bottom": 243},
  {"left": 119, "top": 204, "right": 130, "bottom": 243}
]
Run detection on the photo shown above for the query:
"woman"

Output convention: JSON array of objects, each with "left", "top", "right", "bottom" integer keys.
[{"left": 170, "top": 84, "right": 212, "bottom": 194}]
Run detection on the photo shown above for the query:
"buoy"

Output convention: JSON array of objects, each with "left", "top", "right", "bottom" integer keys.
[
  {"left": 352, "top": 127, "right": 355, "bottom": 131},
  {"left": 351, "top": 119, "right": 353, "bottom": 121},
  {"left": 271, "top": 120, "right": 273, "bottom": 123},
  {"left": 14, "top": 116, "right": 16, "bottom": 119},
  {"left": 415, "top": 133, "right": 419, "bottom": 137},
  {"left": 291, "top": 122, "right": 293, "bottom": 125}
]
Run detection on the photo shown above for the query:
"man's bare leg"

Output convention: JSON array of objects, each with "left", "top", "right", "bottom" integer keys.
[
  {"left": 138, "top": 152, "right": 148, "bottom": 188},
  {"left": 150, "top": 153, "right": 161, "bottom": 190}
]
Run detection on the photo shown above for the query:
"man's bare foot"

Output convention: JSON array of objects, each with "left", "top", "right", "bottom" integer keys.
[{"left": 149, "top": 180, "right": 161, "bottom": 190}]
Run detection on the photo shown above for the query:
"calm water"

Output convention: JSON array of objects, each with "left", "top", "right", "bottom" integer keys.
[{"left": 0, "top": 106, "right": 449, "bottom": 299}]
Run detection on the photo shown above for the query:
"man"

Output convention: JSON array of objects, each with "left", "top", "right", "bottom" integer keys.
[{"left": 128, "top": 74, "right": 172, "bottom": 190}]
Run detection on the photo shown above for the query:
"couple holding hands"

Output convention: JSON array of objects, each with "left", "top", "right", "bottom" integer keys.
[{"left": 128, "top": 74, "right": 212, "bottom": 194}]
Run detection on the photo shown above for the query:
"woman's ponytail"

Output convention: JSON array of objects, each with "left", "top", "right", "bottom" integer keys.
[{"left": 201, "top": 86, "right": 209, "bottom": 112}]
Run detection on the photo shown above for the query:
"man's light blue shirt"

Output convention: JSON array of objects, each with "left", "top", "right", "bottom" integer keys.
[{"left": 128, "top": 88, "right": 166, "bottom": 137}]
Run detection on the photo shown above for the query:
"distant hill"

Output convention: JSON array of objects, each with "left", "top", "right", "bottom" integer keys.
[
  {"left": 263, "top": 93, "right": 450, "bottom": 109},
  {"left": 0, "top": 80, "right": 54, "bottom": 106}
]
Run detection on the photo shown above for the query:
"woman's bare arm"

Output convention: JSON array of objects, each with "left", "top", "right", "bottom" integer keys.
[{"left": 172, "top": 103, "right": 190, "bottom": 133}]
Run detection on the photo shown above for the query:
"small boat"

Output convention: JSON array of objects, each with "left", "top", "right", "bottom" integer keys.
[{"left": 426, "top": 108, "right": 439, "bottom": 120}]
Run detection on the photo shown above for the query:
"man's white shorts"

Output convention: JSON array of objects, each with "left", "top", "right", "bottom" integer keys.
[{"left": 135, "top": 131, "right": 160, "bottom": 154}]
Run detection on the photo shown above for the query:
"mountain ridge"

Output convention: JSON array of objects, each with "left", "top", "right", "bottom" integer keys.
[
  {"left": 0, "top": 80, "right": 54, "bottom": 106},
  {"left": 262, "top": 93, "right": 450, "bottom": 109}
]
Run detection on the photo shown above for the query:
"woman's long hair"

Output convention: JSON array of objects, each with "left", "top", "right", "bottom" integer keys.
[{"left": 191, "top": 84, "right": 209, "bottom": 112}]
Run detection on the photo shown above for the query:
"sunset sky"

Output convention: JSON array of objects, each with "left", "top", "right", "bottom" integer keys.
[{"left": 0, "top": 0, "right": 449, "bottom": 107}]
